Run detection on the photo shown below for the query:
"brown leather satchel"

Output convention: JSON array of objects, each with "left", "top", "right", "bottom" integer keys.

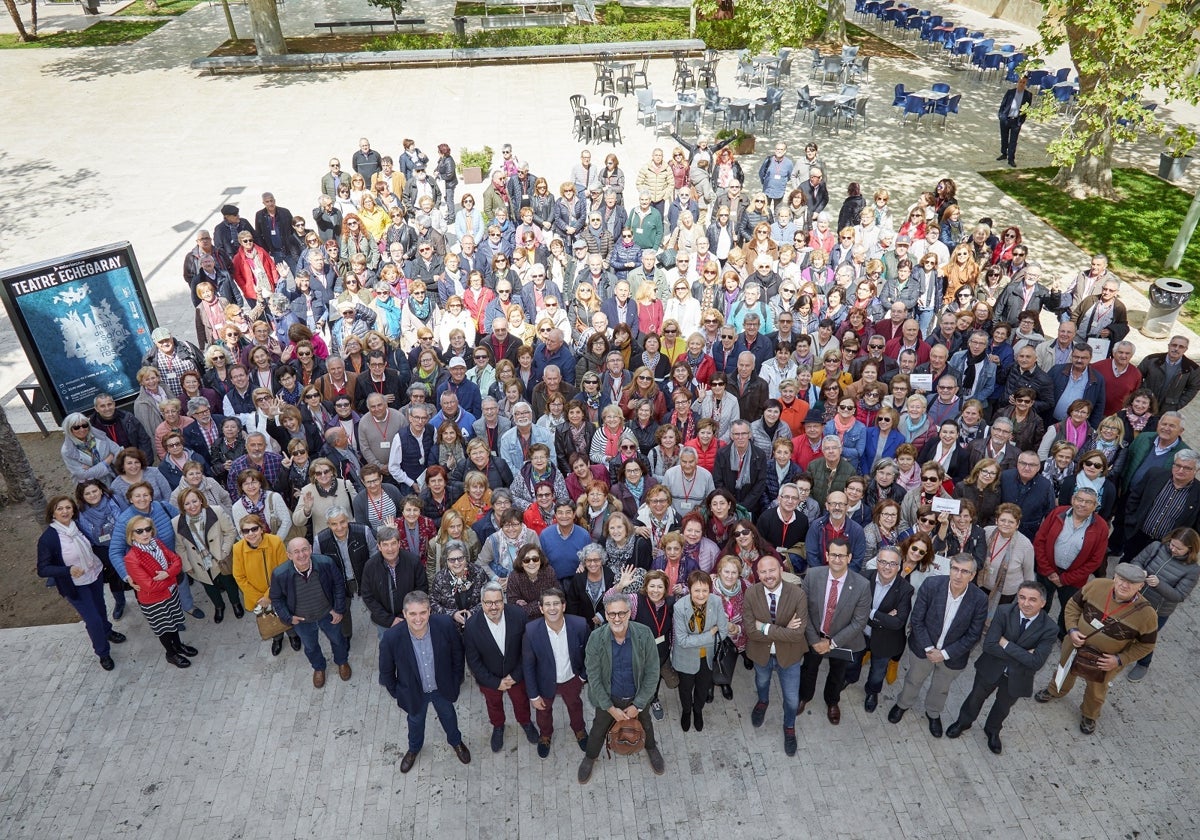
[
  {"left": 1069, "top": 646, "right": 1109, "bottom": 683},
  {"left": 606, "top": 718, "right": 645, "bottom": 756}
]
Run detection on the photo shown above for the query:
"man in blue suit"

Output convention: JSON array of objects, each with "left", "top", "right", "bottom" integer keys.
[
  {"left": 522, "top": 588, "right": 589, "bottom": 759},
  {"left": 379, "top": 591, "right": 471, "bottom": 773},
  {"left": 888, "top": 555, "right": 988, "bottom": 737},
  {"left": 946, "top": 581, "right": 1058, "bottom": 754}
]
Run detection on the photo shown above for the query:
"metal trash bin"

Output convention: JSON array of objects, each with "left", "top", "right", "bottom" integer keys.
[
  {"left": 452, "top": 16, "right": 466, "bottom": 38},
  {"left": 1141, "top": 278, "right": 1194, "bottom": 339}
]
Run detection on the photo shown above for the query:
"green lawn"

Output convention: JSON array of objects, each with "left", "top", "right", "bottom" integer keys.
[
  {"left": 452, "top": 2, "right": 686, "bottom": 21},
  {"left": 0, "top": 20, "right": 168, "bottom": 48},
  {"left": 981, "top": 167, "right": 1200, "bottom": 320},
  {"left": 116, "top": 0, "right": 204, "bottom": 16}
]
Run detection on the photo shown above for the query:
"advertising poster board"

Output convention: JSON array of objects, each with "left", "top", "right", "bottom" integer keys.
[{"left": 0, "top": 242, "right": 157, "bottom": 424}]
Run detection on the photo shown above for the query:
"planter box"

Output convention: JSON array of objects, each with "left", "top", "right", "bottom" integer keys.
[
  {"left": 734, "top": 136, "right": 756, "bottom": 155},
  {"left": 460, "top": 166, "right": 484, "bottom": 184},
  {"left": 1158, "top": 153, "right": 1194, "bottom": 182}
]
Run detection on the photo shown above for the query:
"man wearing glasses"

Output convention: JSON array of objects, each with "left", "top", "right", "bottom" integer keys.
[
  {"left": 1001, "top": 345, "right": 1055, "bottom": 419},
  {"left": 1000, "top": 453, "right": 1058, "bottom": 540},
  {"left": 888, "top": 554, "right": 987, "bottom": 738},
  {"left": 1137, "top": 335, "right": 1200, "bottom": 414},
  {"left": 846, "top": 546, "right": 914, "bottom": 713},
  {"left": 803, "top": 489, "right": 866, "bottom": 573},
  {"left": 850, "top": 335, "right": 899, "bottom": 382},
  {"left": 712, "top": 420, "right": 767, "bottom": 510},
  {"left": 627, "top": 249, "right": 669, "bottom": 303},
  {"left": 578, "top": 592, "right": 666, "bottom": 784},
  {"left": 799, "top": 538, "right": 870, "bottom": 726}
]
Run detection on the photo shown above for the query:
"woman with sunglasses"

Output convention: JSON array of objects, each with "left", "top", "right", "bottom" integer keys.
[
  {"left": 993, "top": 386, "right": 1045, "bottom": 452},
  {"left": 61, "top": 412, "right": 121, "bottom": 486},
  {"left": 898, "top": 531, "right": 938, "bottom": 594},
  {"left": 899, "top": 463, "right": 953, "bottom": 529},
  {"left": 232, "top": 513, "right": 298, "bottom": 656},
  {"left": 857, "top": 405, "right": 902, "bottom": 474},
  {"left": 501, "top": 544, "right": 556, "bottom": 621},
  {"left": 1054, "top": 448, "right": 1118, "bottom": 522},
  {"left": 122, "top": 515, "right": 198, "bottom": 668},
  {"left": 290, "top": 456, "right": 356, "bottom": 538}
]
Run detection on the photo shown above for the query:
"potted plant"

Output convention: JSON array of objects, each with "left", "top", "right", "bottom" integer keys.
[
  {"left": 458, "top": 146, "right": 493, "bottom": 185},
  {"left": 1158, "top": 128, "right": 1195, "bottom": 183},
  {"left": 715, "top": 127, "right": 755, "bottom": 155}
]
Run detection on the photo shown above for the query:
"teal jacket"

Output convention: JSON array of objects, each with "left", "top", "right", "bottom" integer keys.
[{"left": 584, "top": 620, "right": 660, "bottom": 712}]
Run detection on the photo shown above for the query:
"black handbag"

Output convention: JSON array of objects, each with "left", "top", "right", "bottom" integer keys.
[{"left": 710, "top": 635, "right": 739, "bottom": 686}]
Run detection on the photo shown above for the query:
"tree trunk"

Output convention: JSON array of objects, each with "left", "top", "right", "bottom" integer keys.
[
  {"left": 0, "top": 405, "right": 46, "bottom": 510},
  {"left": 822, "top": 0, "right": 847, "bottom": 44},
  {"left": 3, "top": 0, "right": 33, "bottom": 42},
  {"left": 1050, "top": 110, "right": 1116, "bottom": 200},
  {"left": 248, "top": 0, "right": 287, "bottom": 56}
]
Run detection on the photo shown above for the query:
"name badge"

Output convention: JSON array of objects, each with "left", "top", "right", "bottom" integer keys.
[
  {"left": 636, "top": 227, "right": 644, "bottom": 234},
  {"left": 1089, "top": 617, "right": 1105, "bottom": 630},
  {"left": 655, "top": 635, "right": 665, "bottom": 644},
  {"left": 379, "top": 441, "right": 391, "bottom": 449}
]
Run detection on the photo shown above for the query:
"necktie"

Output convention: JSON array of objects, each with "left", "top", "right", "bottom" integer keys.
[
  {"left": 768, "top": 592, "right": 777, "bottom": 621},
  {"left": 1019, "top": 617, "right": 1029, "bottom": 634},
  {"left": 822, "top": 578, "right": 840, "bottom": 635}
]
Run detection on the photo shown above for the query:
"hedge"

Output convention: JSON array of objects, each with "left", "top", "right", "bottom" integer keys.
[{"left": 368, "top": 21, "right": 690, "bottom": 51}]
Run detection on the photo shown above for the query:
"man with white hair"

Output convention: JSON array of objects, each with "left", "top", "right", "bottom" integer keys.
[{"left": 499, "top": 402, "right": 556, "bottom": 477}]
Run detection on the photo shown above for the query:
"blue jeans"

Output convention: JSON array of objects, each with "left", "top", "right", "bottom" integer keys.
[
  {"left": 1138, "top": 615, "right": 1169, "bottom": 667},
  {"left": 862, "top": 650, "right": 893, "bottom": 695},
  {"left": 176, "top": 574, "right": 195, "bottom": 612},
  {"left": 916, "top": 308, "right": 936, "bottom": 336},
  {"left": 407, "top": 691, "right": 463, "bottom": 753},
  {"left": 66, "top": 578, "right": 113, "bottom": 658},
  {"left": 753, "top": 654, "right": 802, "bottom": 728},
  {"left": 293, "top": 612, "right": 349, "bottom": 672}
]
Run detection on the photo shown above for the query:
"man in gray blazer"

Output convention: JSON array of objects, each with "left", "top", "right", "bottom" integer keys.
[
  {"left": 888, "top": 554, "right": 988, "bottom": 738},
  {"left": 946, "top": 581, "right": 1058, "bottom": 754},
  {"left": 799, "top": 537, "right": 870, "bottom": 725}
]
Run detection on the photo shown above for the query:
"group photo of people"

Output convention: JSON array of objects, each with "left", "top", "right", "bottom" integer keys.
[{"left": 39, "top": 131, "right": 1200, "bottom": 779}]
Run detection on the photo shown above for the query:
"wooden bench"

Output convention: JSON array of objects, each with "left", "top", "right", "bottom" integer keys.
[
  {"left": 479, "top": 13, "right": 569, "bottom": 29},
  {"left": 313, "top": 18, "right": 426, "bottom": 34}
]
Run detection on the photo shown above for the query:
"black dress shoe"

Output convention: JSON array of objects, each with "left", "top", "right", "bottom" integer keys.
[
  {"left": 112, "top": 601, "right": 126, "bottom": 621},
  {"left": 453, "top": 742, "right": 471, "bottom": 764},
  {"left": 289, "top": 634, "right": 302, "bottom": 651},
  {"left": 996, "top": 154, "right": 1007, "bottom": 161},
  {"left": 680, "top": 711, "right": 691, "bottom": 732},
  {"left": 720, "top": 684, "right": 733, "bottom": 700},
  {"left": 99, "top": 656, "right": 115, "bottom": 671},
  {"left": 107, "top": 631, "right": 127, "bottom": 644},
  {"left": 214, "top": 606, "right": 225, "bottom": 624},
  {"left": 743, "top": 654, "right": 753, "bottom": 670},
  {"left": 986, "top": 732, "right": 1003, "bottom": 754},
  {"left": 751, "top": 702, "right": 767, "bottom": 728},
  {"left": 232, "top": 602, "right": 245, "bottom": 619},
  {"left": 693, "top": 709, "right": 704, "bottom": 731},
  {"left": 946, "top": 721, "right": 969, "bottom": 739},
  {"left": 400, "top": 751, "right": 417, "bottom": 773},
  {"left": 166, "top": 652, "right": 191, "bottom": 668},
  {"left": 864, "top": 693, "right": 878, "bottom": 713},
  {"left": 271, "top": 637, "right": 284, "bottom": 656},
  {"left": 927, "top": 715, "right": 943, "bottom": 738},
  {"left": 706, "top": 687, "right": 714, "bottom": 703},
  {"left": 887, "top": 704, "right": 906, "bottom": 724},
  {"left": 175, "top": 642, "right": 199, "bottom": 658}
]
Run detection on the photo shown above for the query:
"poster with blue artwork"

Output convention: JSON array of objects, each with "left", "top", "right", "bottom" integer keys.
[{"left": 0, "top": 243, "right": 158, "bottom": 422}]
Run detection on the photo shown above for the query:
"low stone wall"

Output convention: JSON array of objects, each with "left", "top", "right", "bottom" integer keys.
[{"left": 952, "top": 0, "right": 1043, "bottom": 30}]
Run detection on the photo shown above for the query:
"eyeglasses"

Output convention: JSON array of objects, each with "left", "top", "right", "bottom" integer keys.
[
  {"left": 920, "top": 516, "right": 937, "bottom": 524},
  {"left": 605, "top": 611, "right": 630, "bottom": 619},
  {"left": 522, "top": 557, "right": 541, "bottom": 565},
  {"left": 314, "top": 468, "right": 333, "bottom": 476},
  {"left": 636, "top": 375, "right": 652, "bottom": 381},
  {"left": 877, "top": 560, "right": 900, "bottom": 569},
  {"left": 241, "top": 525, "right": 261, "bottom": 534},
  {"left": 877, "top": 417, "right": 892, "bottom": 424},
  {"left": 446, "top": 555, "right": 467, "bottom": 563},
  {"left": 133, "top": 527, "right": 154, "bottom": 535},
  {"left": 474, "top": 353, "right": 489, "bottom": 360},
  {"left": 620, "top": 444, "right": 638, "bottom": 450},
  {"left": 704, "top": 319, "right": 718, "bottom": 325},
  {"left": 1018, "top": 461, "right": 1040, "bottom": 469},
  {"left": 1015, "top": 397, "right": 1033, "bottom": 404}
]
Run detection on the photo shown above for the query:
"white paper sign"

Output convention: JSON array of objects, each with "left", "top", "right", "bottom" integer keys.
[
  {"left": 910, "top": 373, "right": 934, "bottom": 391},
  {"left": 931, "top": 497, "right": 962, "bottom": 515}
]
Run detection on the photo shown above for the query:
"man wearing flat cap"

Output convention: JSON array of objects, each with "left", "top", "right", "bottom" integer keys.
[
  {"left": 214, "top": 204, "right": 255, "bottom": 263},
  {"left": 1034, "top": 563, "right": 1158, "bottom": 736}
]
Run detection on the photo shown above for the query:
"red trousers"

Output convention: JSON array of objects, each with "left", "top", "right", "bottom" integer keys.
[
  {"left": 535, "top": 675, "right": 586, "bottom": 739},
  {"left": 480, "top": 680, "right": 533, "bottom": 727}
]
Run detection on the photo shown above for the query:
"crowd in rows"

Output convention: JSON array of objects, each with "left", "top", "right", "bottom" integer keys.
[{"left": 37, "top": 134, "right": 1200, "bottom": 762}]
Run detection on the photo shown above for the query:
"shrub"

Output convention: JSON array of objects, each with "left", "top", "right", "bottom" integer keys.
[
  {"left": 600, "top": 2, "right": 626, "bottom": 24},
  {"left": 459, "top": 146, "right": 494, "bottom": 172}
]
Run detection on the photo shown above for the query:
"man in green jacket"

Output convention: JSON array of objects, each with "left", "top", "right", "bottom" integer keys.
[{"left": 578, "top": 592, "right": 666, "bottom": 783}]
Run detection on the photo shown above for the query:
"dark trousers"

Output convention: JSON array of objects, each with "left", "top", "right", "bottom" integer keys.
[
  {"left": 480, "top": 679, "right": 532, "bottom": 727},
  {"left": 407, "top": 690, "right": 462, "bottom": 753},
  {"left": 199, "top": 573, "right": 241, "bottom": 611},
  {"left": 1138, "top": 614, "right": 1170, "bottom": 667},
  {"left": 999, "top": 116, "right": 1022, "bottom": 163},
  {"left": 65, "top": 578, "right": 113, "bottom": 658},
  {"left": 677, "top": 657, "right": 713, "bottom": 715},
  {"left": 846, "top": 646, "right": 894, "bottom": 694},
  {"left": 535, "top": 674, "right": 586, "bottom": 740},
  {"left": 954, "top": 670, "right": 1022, "bottom": 735},
  {"left": 293, "top": 612, "right": 349, "bottom": 671},
  {"left": 584, "top": 694, "right": 657, "bottom": 759},
  {"left": 341, "top": 580, "right": 357, "bottom": 639},
  {"left": 1036, "top": 573, "right": 1078, "bottom": 639},
  {"left": 799, "top": 649, "right": 850, "bottom": 706}
]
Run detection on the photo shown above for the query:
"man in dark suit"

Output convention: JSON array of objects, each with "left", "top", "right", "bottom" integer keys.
[
  {"left": 1122, "top": 450, "right": 1200, "bottom": 562},
  {"left": 846, "top": 546, "right": 914, "bottom": 713},
  {"left": 464, "top": 582, "right": 541, "bottom": 753},
  {"left": 359, "top": 525, "right": 429, "bottom": 638},
  {"left": 254, "top": 192, "right": 296, "bottom": 265},
  {"left": 946, "top": 581, "right": 1058, "bottom": 754},
  {"left": 743, "top": 555, "right": 809, "bottom": 756},
  {"left": 799, "top": 538, "right": 871, "bottom": 725},
  {"left": 522, "top": 588, "right": 590, "bottom": 759},
  {"left": 997, "top": 75, "right": 1032, "bottom": 167},
  {"left": 711, "top": 420, "right": 768, "bottom": 511},
  {"left": 379, "top": 591, "right": 470, "bottom": 773},
  {"left": 888, "top": 555, "right": 988, "bottom": 737}
]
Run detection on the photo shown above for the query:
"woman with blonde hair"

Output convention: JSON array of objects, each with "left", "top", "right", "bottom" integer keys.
[
  {"left": 426, "top": 509, "right": 482, "bottom": 578},
  {"left": 437, "top": 297, "right": 476, "bottom": 351},
  {"left": 506, "top": 303, "right": 536, "bottom": 347},
  {"left": 634, "top": 281, "right": 664, "bottom": 336},
  {"left": 942, "top": 243, "right": 980, "bottom": 305},
  {"left": 400, "top": 280, "right": 440, "bottom": 351}
]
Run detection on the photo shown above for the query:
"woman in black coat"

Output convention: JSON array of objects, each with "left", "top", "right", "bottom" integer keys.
[{"left": 566, "top": 543, "right": 616, "bottom": 630}]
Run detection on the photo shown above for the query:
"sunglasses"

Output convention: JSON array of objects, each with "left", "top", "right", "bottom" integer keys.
[
  {"left": 133, "top": 527, "right": 154, "bottom": 535},
  {"left": 241, "top": 525, "right": 261, "bottom": 534},
  {"left": 839, "top": 405, "right": 855, "bottom": 411},
  {"left": 620, "top": 444, "right": 638, "bottom": 450},
  {"left": 733, "top": 530, "right": 751, "bottom": 538},
  {"left": 71, "top": 423, "right": 90, "bottom": 431},
  {"left": 1083, "top": 461, "right": 1105, "bottom": 469},
  {"left": 711, "top": 381, "right": 727, "bottom": 387}
]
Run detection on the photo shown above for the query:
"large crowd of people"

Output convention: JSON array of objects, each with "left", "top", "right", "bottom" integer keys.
[{"left": 38, "top": 133, "right": 1200, "bottom": 777}]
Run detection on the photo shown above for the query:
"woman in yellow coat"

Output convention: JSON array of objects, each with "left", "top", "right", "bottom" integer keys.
[{"left": 231, "top": 513, "right": 297, "bottom": 655}]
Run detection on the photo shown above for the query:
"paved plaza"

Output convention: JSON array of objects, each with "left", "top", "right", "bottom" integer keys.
[{"left": 1, "top": 1, "right": 1199, "bottom": 837}]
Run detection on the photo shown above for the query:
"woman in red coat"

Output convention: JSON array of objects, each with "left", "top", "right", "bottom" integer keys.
[
  {"left": 123, "top": 515, "right": 198, "bottom": 668},
  {"left": 230, "top": 232, "right": 279, "bottom": 307}
]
